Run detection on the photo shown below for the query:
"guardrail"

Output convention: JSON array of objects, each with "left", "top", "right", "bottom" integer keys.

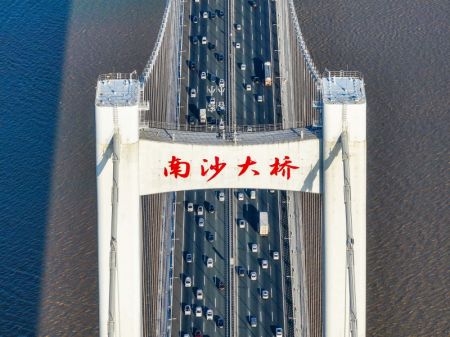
[
  {"left": 324, "top": 70, "right": 363, "bottom": 80},
  {"left": 98, "top": 72, "right": 138, "bottom": 81}
]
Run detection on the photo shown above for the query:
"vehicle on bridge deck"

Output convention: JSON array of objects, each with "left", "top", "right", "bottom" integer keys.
[
  {"left": 190, "top": 61, "right": 196, "bottom": 70},
  {"left": 206, "top": 257, "right": 213, "bottom": 268},
  {"left": 208, "top": 204, "right": 215, "bottom": 213},
  {"left": 202, "top": 11, "right": 208, "bottom": 19},
  {"left": 200, "top": 71, "right": 206, "bottom": 79},
  {"left": 250, "top": 189, "right": 256, "bottom": 199},
  {"left": 275, "top": 327, "right": 283, "bottom": 336},
  {"left": 192, "top": 15, "right": 198, "bottom": 23},
  {"left": 236, "top": 23, "right": 242, "bottom": 31},
  {"left": 194, "top": 329, "right": 202, "bottom": 337},
  {"left": 240, "top": 63, "right": 246, "bottom": 70},
  {"left": 245, "top": 83, "right": 252, "bottom": 91},
  {"left": 251, "top": 243, "right": 258, "bottom": 252},
  {"left": 208, "top": 42, "right": 215, "bottom": 50},
  {"left": 201, "top": 36, "right": 207, "bottom": 45},
  {"left": 196, "top": 288, "right": 203, "bottom": 300},
  {"left": 218, "top": 191, "right": 225, "bottom": 201},
  {"left": 199, "top": 109, "right": 207, "bottom": 124},
  {"left": 198, "top": 217, "right": 204, "bottom": 227},
  {"left": 209, "top": 11, "right": 216, "bottom": 19},
  {"left": 184, "top": 304, "right": 192, "bottom": 315},
  {"left": 192, "top": 35, "right": 198, "bottom": 45},
  {"left": 249, "top": 316, "right": 257, "bottom": 327},
  {"left": 185, "top": 276, "right": 192, "bottom": 287},
  {"left": 206, "top": 309, "right": 213, "bottom": 320},
  {"left": 195, "top": 306, "right": 202, "bottom": 317},
  {"left": 190, "top": 88, "right": 197, "bottom": 98},
  {"left": 261, "top": 259, "right": 269, "bottom": 269},
  {"left": 264, "top": 61, "right": 272, "bottom": 86},
  {"left": 216, "top": 53, "right": 224, "bottom": 61},
  {"left": 272, "top": 251, "right": 279, "bottom": 260},
  {"left": 235, "top": 42, "right": 241, "bottom": 49},
  {"left": 187, "top": 202, "right": 194, "bottom": 212},
  {"left": 217, "top": 279, "right": 225, "bottom": 291},
  {"left": 185, "top": 253, "right": 193, "bottom": 263},
  {"left": 249, "top": 271, "right": 257, "bottom": 280},
  {"left": 259, "top": 212, "right": 269, "bottom": 236},
  {"left": 238, "top": 266, "right": 245, "bottom": 277},
  {"left": 216, "top": 317, "right": 224, "bottom": 328},
  {"left": 238, "top": 219, "right": 246, "bottom": 228},
  {"left": 250, "top": 0, "right": 258, "bottom": 8},
  {"left": 197, "top": 205, "right": 204, "bottom": 215},
  {"left": 257, "top": 94, "right": 263, "bottom": 102},
  {"left": 261, "top": 289, "right": 269, "bottom": 299},
  {"left": 209, "top": 97, "right": 216, "bottom": 105},
  {"left": 237, "top": 192, "right": 244, "bottom": 200},
  {"left": 217, "top": 10, "right": 224, "bottom": 17},
  {"left": 219, "top": 78, "right": 225, "bottom": 87},
  {"left": 207, "top": 232, "right": 215, "bottom": 242}
]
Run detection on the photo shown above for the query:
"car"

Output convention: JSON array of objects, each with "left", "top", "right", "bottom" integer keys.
[
  {"left": 184, "top": 304, "right": 192, "bottom": 315},
  {"left": 209, "top": 97, "right": 216, "bottom": 105},
  {"left": 261, "top": 289, "right": 269, "bottom": 299},
  {"left": 200, "top": 71, "right": 206, "bottom": 79},
  {"left": 209, "top": 11, "right": 216, "bottom": 19},
  {"left": 235, "top": 42, "right": 241, "bottom": 48},
  {"left": 217, "top": 10, "right": 224, "bottom": 17},
  {"left": 185, "top": 276, "right": 192, "bottom": 287},
  {"left": 190, "top": 61, "right": 196, "bottom": 70},
  {"left": 245, "top": 84, "right": 252, "bottom": 91},
  {"left": 208, "top": 42, "right": 215, "bottom": 50},
  {"left": 253, "top": 76, "right": 260, "bottom": 84},
  {"left": 198, "top": 217, "right": 204, "bottom": 227},
  {"left": 216, "top": 317, "right": 224, "bottom": 328},
  {"left": 201, "top": 36, "right": 207, "bottom": 44},
  {"left": 207, "top": 257, "right": 213, "bottom": 268},
  {"left": 273, "top": 251, "right": 280, "bottom": 260},
  {"left": 183, "top": 333, "right": 190, "bottom": 337},
  {"left": 187, "top": 202, "right": 194, "bottom": 212},
  {"left": 261, "top": 259, "right": 269, "bottom": 269},
  {"left": 240, "top": 63, "right": 246, "bottom": 70},
  {"left": 202, "top": 11, "right": 209, "bottom": 19},
  {"left": 238, "top": 266, "right": 245, "bottom": 277},
  {"left": 257, "top": 95, "right": 263, "bottom": 102},
  {"left": 237, "top": 192, "right": 244, "bottom": 200},
  {"left": 186, "top": 253, "right": 193, "bottom": 263},
  {"left": 238, "top": 219, "right": 246, "bottom": 228},
  {"left": 194, "top": 330, "right": 202, "bottom": 337},
  {"left": 250, "top": 271, "right": 257, "bottom": 280},
  {"left": 197, "top": 205, "right": 204, "bottom": 215},
  {"left": 210, "top": 73, "right": 216, "bottom": 82},
  {"left": 269, "top": 189, "right": 275, "bottom": 193},
  {"left": 192, "top": 36, "right": 198, "bottom": 45},
  {"left": 195, "top": 306, "right": 202, "bottom": 317},
  {"left": 196, "top": 288, "right": 203, "bottom": 300},
  {"left": 190, "top": 88, "right": 196, "bottom": 98},
  {"left": 192, "top": 15, "right": 198, "bottom": 23},
  {"left": 249, "top": 316, "right": 257, "bottom": 327},
  {"left": 250, "top": 190, "right": 256, "bottom": 199},
  {"left": 236, "top": 23, "right": 242, "bottom": 31},
  {"left": 217, "top": 280, "right": 225, "bottom": 291},
  {"left": 217, "top": 53, "right": 224, "bottom": 61},
  {"left": 208, "top": 204, "right": 215, "bottom": 213},
  {"left": 251, "top": 243, "right": 258, "bottom": 253},
  {"left": 206, "top": 309, "right": 213, "bottom": 320},
  {"left": 207, "top": 232, "right": 215, "bottom": 242},
  {"left": 250, "top": 0, "right": 258, "bottom": 8},
  {"left": 188, "top": 115, "right": 196, "bottom": 126},
  {"left": 275, "top": 327, "right": 283, "bottom": 336},
  {"left": 219, "top": 78, "right": 225, "bottom": 87},
  {"left": 218, "top": 191, "right": 225, "bottom": 201}
]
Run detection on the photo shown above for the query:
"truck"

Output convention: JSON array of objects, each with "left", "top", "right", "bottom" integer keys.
[
  {"left": 259, "top": 211, "right": 269, "bottom": 236},
  {"left": 199, "top": 108, "right": 206, "bottom": 124},
  {"left": 264, "top": 61, "right": 272, "bottom": 86}
]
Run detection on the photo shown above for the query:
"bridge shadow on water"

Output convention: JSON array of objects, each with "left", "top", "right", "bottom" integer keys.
[{"left": 0, "top": 1, "right": 72, "bottom": 335}]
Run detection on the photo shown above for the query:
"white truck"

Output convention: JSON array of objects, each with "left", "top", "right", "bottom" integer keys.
[
  {"left": 199, "top": 108, "right": 207, "bottom": 124},
  {"left": 259, "top": 211, "right": 269, "bottom": 236}
]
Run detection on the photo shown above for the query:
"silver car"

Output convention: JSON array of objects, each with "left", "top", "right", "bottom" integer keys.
[{"left": 200, "top": 71, "right": 207, "bottom": 79}]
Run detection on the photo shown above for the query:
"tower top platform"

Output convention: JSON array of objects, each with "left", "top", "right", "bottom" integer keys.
[
  {"left": 322, "top": 71, "right": 366, "bottom": 104},
  {"left": 96, "top": 73, "right": 139, "bottom": 107}
]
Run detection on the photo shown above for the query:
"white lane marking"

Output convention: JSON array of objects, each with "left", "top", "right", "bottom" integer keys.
[
  {"left": 258, "top": 265, "right": 261, "bottom": 275},
  {"left": 193, "top": 275, "right": 195, "bottom": 286},
  {"left": 269, "top": 266, "right": 271, "bottom": 276},
  {"left": 248, "top": 287, "right": 250, "bottom": 298},
  {"left": 259, "top": 311, "right": 262, "bottom": 321},
  {"left": 194, "top": 231, "right": 196, "bottom": 241},
  {"left": 270, "top": 287, "right": 273, "bottom": 297},
  {"left": 271, "top": 311, "right": 274, "bottom": 322},
  {"left": 215, "top": 297, "right": 217, "bottom": 307},
  {"left": 215, "top": 251, "right": 217, "bottom": 262},
  {"left": 204, "top": 275, "right": 206, "bottom": 285}
]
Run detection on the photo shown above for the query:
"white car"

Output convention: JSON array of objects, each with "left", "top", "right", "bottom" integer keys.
[
  {"left": 237, "top": 192, "right": 244, "bottom": 201},
  {"left": 245, "top": 84, "right": 252, "bottom": 91},
  {"left": 185, "top": 276, "right": 192, "bottom": 287},
  {"left": 257, "top": 95, "right": 263, "bottom": 102},
  {"left": 275, "top": 327, "right": 283, "bottom": 336},
  {"left": 236, "top": 23, "right": 242, "bottom": 31},
  {"left": 250, "top": 271, "right": 257, "bottom": 280},
  {"left": 206, "top": 309, "right": 213, "bottom": 320},
  {"left": 190, "top": 88, "right": 196, "bottom": 98},
  {"left": 184, "top": 304, "right": 192, "bottom": 315},
  {"left": 273, "top": 251, "right": 280, "bottom": 260},
  {"left": 261, "top": 259, "right": 269, "bottom": 269},
  {"left": 195, "top": 306, "right": 202, "bottom": 317},
  {"left": 269, "top": 189, "right": 275, "bottom": 193},
  {"left": 200, "top": 71, "right": 207, "bottom": 79},
  {"left": 261, "top": 289, "right": 269, "bottom": 300},
  {"left": 209, "top": 97, "right": 216, "bottom": 105},
  {"left": 196, "top": 288, "right": 203, "bottom": 300},
  {"left": 187, "top": 202, "right": 194, "bottom": 212},
  {"left": 218, "top": 191, "right": 225, "bottom": 202},
  {"left": 235, "top": 42, "right": 241, "bottom": 48},
  {"left": 207, "top": 257, "right": 214, "bottom": 268},
  {"left": 198, "top": 217, "right": 204, "bottom": 227},
  {"left": 250, "top": 190, "right": 256, "bottom": 199},
  {"left": 201, "top": 36, "right": 207, "bottom": 44},
  {"left": 197, "top": 205, "right": 204, "bottom": 215},
  {"left": 240, "top": 63, "right": 246, "bottom": 70},
  {"left": 219, "top": 78, "right": 225, "bottom": 87},
  {"left": 202, "top": 11, "right": 209, "bottom": 19},
  {"left": 238, "top": 219, "right": 246, "bottom": 228},
  {"left": 251, "top": 243, "right": 258, "bottom": 253}
]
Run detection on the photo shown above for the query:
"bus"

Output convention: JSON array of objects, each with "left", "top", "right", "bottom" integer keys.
[{"left": 264, "top": 61, "right": 272, "bottom": 86}]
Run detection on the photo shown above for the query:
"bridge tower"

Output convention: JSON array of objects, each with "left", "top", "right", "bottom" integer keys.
[
  {"left": 322, "top": 71, "right": 366, "bottom": 337},
  {"left": 95, "top": 73, "right": 142, "bottom": 337}
]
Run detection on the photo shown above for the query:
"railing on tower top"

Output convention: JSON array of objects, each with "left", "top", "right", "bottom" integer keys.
[{"left": 324, "top": 70, "right": 363, "bottom": 80}]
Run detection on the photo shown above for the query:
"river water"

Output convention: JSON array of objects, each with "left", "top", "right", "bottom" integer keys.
[{"left": 0, "top": 0, "right": 447, "bottom": 336}]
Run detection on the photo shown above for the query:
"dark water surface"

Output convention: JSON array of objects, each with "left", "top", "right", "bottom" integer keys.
[
  {"left": 0, "top": 0, "right": 448, "bottom": 336},
  {"left": 295, "top": 0, "right": 449, "bottom": 336}
]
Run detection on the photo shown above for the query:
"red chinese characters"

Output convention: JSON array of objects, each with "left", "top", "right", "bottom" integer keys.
[
  {"left": 201, "top": 156, "right": 227, "bottom": 182},
  {"left": 269, "top": 156, "right": 299, "bottom": 180},
  {"left": 163, "top": 156, "right": 190, "bottom": 178},
  {"left": 237, "top": 156, "right": 260, "bottom": 176}
]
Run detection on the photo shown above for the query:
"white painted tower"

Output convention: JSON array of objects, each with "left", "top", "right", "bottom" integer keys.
[
  {"left": 322, "top": 72, "right": 366, "bottom": 337},
  {"left": 95, "top": 73, "right": 142, "bottom": 337}
]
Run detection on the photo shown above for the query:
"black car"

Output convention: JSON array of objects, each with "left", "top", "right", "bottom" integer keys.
[
  {"left": 192, "top": 15, "right": 198, "bottom": 23},
  {"left": 217, "top": 10, "right": 224, "bottom": 17},
  {"left": 208, "top": 204, "right": 215, "bottom": 213},
  {"left": 208, "top": 42, "right": 215, "bottom": 50},
  {"left": 250, "top": 0, "right": 257, "bottom": 8},
  {"left": 194, "top": 330, "right": 202, "bottom": 337},
  {"left": 190, "top": 61, "right": 196, "bottom": 71},
  {"left": 217, "top": 53, "right": 224, "bottom": 61},
  {"left": 253, "top": 76, "right": 260, "bottom": 84},
  {"left": 192, "top": 36, "right": 198, "bottom": 45},
  {"left": 238, "top": 266, "right": 245, "bottom": 277},
  {"left": 217, "top": 280, "right": 225, "bottom": 291},
  {"left": 210, "top": 12, "right": 216, "bottom": 19},
  {"left": 216, "top": 317, "right": 224, "bottom": 328},
  {"left": 207, "top": 233, "right": 215, "bottom": 242}
]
